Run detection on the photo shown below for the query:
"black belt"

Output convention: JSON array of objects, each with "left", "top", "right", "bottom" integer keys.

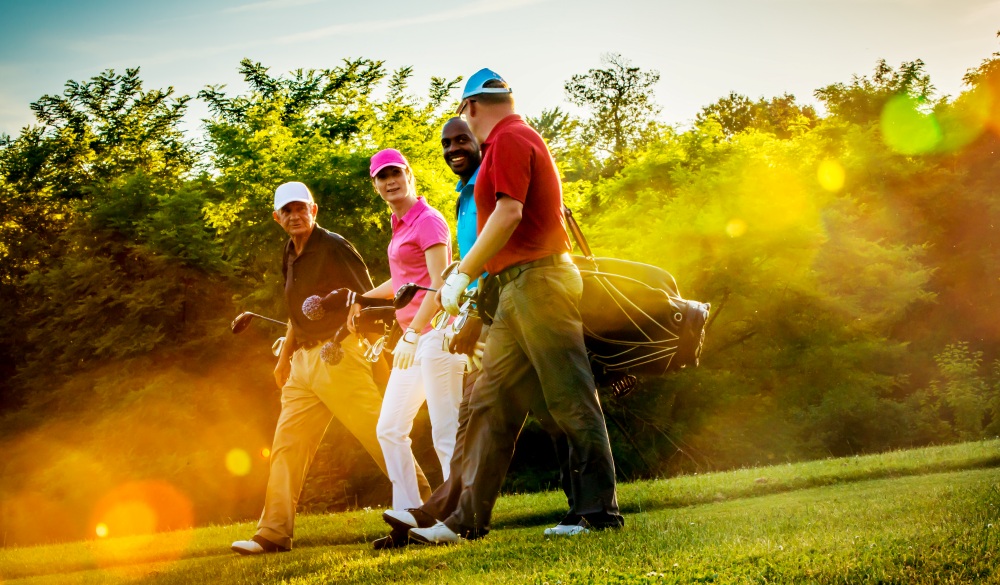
[
  {"left": 495, "top": 253, "right": 572, "bottom": 287},
  {"left": 299, "top": 337, "right": 332, "bottom": 349}
]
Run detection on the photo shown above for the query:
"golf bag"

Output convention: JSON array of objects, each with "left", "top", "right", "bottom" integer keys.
[{"left": 564, "top": 207, "right": 710, "bottom": 388}]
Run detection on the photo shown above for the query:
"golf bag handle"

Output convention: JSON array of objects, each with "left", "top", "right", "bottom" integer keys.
[{"left": 563, "top": 205, "right": 593, "bottom": 259}]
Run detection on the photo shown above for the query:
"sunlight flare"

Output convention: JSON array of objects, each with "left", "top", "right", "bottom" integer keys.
[
  {"left": 817, "top": 160, "right": 845, "bottom": 192},
  {"left": 226, "top": 448, "right": 253, "bottom": 476},
  {"left": 880, "top": 94, "right": 942, "bottom": 155},
  {"left": 726, "top": 218, "right": 747, "bottom": 238}
]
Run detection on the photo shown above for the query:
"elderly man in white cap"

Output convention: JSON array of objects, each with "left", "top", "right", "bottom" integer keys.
[
  {"left": 231, "top": 182, "right": 430, "bottom": 555},
  {"left": 410, "top": 69, "right": 624, "bottom": 544}
]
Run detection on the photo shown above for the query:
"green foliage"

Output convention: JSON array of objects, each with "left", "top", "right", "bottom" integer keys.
[
  {"left": 0, "top": 68, "right": 227, "bottom": 404},
  {"left": 916, "top": 342, "right": 998, "bottom": 440},
  {"left": 815, "top": 59, "right": 936, "bottom": 125},
  {"left": 527, "top": 107, "right": 600, "bottom": 183},
  {"left": 200, "top": 58, "right": 461, "bottom": 315},
  {"left": 697, "top": 92, "right": 818, "bottom": 139},
  {"left": 564, "top": 53, "right": 662, "bottom": 175}
]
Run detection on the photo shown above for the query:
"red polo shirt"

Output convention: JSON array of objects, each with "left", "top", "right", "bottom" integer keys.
[{"left": 475, "top": 114, "right": 571, "bottom": 275}]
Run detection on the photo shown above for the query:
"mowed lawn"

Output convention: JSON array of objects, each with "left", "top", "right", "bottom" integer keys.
[{"left": 2, "top": 440, "right": 998, "bottom": 584}]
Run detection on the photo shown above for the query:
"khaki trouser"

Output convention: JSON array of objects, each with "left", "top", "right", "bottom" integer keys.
[{"left": 255, "top": 334, "right": 428, "bottom": 549}]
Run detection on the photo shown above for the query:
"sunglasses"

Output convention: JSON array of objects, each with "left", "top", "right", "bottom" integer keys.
[{"left": 457, "top": 98, "right": 476, "bottom": 118}]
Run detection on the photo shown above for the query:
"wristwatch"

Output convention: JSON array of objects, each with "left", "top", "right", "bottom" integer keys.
[{"left": 402, "top": 327, "right": 419, "bottom": 343}]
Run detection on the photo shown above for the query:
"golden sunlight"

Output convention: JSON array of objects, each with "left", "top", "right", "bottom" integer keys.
[
  {"left": 726, "top": 218, "right": 748, "bottom": 238},
  {"left": 89, "top": 481, "right": 195, "bottom": 572},
  {"left": 101, "top": 501, "right": 157, "bottom": 537},
  {"left": 261, "top": 447, "right": 271, "bottom": 458},
  {"left": 91, "top": 480, "right": 194, "bottom": 538},
  {"left": 225, "top": 448, "right": 252, "bottom": 476},
  {"left": 817, "top": 160, "right": 845, "bottom": 192}
]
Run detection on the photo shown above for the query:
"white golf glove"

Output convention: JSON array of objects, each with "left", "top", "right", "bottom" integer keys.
[
  {"left": 393, "top": 328, "right": 419, "bottom": 370},
  {"left": 440, "top": 272, "right": 471, "bottom": 315}
]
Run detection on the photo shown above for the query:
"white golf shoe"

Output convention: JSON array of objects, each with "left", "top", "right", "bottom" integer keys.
[
  {"left": 382, "top": 509, "right": 418, "bottom": 531},
  {"left": 409, "top": 521, "right": 461, "bottom": 545},
  {"left": 543, "top": 522, "right": 590, "bottom": 536},
  {"left": 231, "top": 536, "right": 287, "bottom": 555}
]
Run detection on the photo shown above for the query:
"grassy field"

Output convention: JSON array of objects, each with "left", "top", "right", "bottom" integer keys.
[{"left": 2, "top": 439, "right": 998, "bottom": 584}]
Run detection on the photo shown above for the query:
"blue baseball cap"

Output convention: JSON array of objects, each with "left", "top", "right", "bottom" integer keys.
[{"left": 460, "top": 68, "right": 513, "bottom": 101}]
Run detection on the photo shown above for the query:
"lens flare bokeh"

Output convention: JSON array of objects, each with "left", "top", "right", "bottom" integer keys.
[
  {"left": 225, "top": 448, "right": 252, "bottom": 476},
  {"left": 817, "top": 160, "right": 845, "bottom": 192},
  {"left": 89, "top": 480, "right": 194, "bottom": 569},
  {"left": 880, "top": 94, "right": 942, "bottom": 155}
]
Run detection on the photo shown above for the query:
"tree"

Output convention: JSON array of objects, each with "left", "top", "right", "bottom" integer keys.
[
  {"left": 814, "top": 59, "right": 935, "bottom": 125},
  {"left": 527, "top": 107, "right": 599, "bottom": 183},
  {"left": 200, "top": 59, "right": 461, "bottom": 318},
  {"left": 697, "top": 92, "right": 817, "bottom": 139},
  {"left": 0, "top": 69, "right": 225, "bottom": 398},
  {"left": 564, "top": 54, "right": 661, "bottom": 175}
]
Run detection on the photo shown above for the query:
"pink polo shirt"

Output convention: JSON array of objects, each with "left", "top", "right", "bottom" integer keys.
[{"left": 388, "top": 196, "right": 452, "bottom": 331}]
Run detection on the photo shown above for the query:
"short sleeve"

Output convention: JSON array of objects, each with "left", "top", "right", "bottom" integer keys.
[
  {"left": 490, "top": 132, "right": 533, "bottom": 204},
  {"left": 417, "top": 212, "right": 451, "bottom": 252}
]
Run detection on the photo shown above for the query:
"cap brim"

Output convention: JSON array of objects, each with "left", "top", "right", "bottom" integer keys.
[
  {"left": 460, "top": 87, "right": 514, "bottom": 101},
  {"left": 274, "top": 196, "right": 314, "bottom": 211},
  {"left": 370, "top": 162, "right": 407, "bottom": 178}
]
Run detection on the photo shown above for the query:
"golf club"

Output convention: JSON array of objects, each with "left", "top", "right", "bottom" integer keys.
[
  {"left": 302, "top": 288, "right": 400, "bottom": 321},
  {"left": 231, "top": 311, "right": 286, "bottom": 334},
  {"left": 392, "top": 282, "right": 436, "bottom": 309}
]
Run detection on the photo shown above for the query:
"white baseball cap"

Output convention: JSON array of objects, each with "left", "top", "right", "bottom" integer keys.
[{"left": 273, "top": 182, "right": 314, "bottom": 211}]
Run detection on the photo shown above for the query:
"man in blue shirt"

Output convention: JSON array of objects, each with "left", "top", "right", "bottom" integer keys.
[{"left": 447, "top": 118, "right": 480, "bottom": 261}]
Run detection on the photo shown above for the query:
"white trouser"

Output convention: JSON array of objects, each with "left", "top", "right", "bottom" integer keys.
[{"left": 377, "top": 327, "right": 465, "bottom": 510}]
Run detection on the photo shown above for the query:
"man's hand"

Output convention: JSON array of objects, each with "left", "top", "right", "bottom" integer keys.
[
  {"left": 346, "top": 303, "right": 361, "bottom": 334},
  {"left": 393, "top": 328, "right": 420, "bottom": 370},
  {"left": 448, "top": 315, "right": 483, "bottom": 356},
  {"left": 440, "top": 272, "right": 471, "bottom": 315},
  {"left": 274, "top": 357, "right": 291, "bottom": 389}
]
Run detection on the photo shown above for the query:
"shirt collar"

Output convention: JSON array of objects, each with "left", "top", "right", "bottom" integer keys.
[
  {"left": 455, "top": 167, "right": 479, "bottom": 192},
  {"left": 285, "top": 224, "right": 322, "bottom": 260},
  {"left": 392, "top": 196, "right": 429, "bottom": 228}
]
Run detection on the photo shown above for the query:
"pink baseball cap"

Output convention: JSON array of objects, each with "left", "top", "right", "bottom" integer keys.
[{"left": 370, "top": 148, "right": 409, "bottom": 177}]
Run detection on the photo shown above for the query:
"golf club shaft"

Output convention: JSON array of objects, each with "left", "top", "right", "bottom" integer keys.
[{"left": 248, "top": 312, "right": 287, "bottom": 327}]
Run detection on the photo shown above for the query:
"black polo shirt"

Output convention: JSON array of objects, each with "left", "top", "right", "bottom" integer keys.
[{"left": 282, "top": 225, "right": 374, "bottom": 343}]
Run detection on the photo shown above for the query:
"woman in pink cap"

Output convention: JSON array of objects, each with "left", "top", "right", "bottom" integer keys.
[{"left": 350, "top": 148, "right": 465, "bottom": 513}]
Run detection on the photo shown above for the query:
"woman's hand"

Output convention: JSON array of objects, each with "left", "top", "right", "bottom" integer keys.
[{"left": 393, "top": 328, "right": 420, "bottom": 369}]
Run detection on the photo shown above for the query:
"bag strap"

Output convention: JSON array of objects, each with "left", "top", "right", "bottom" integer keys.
[{"left": 562, "top": 205, "right": 594, "bottom": 259}]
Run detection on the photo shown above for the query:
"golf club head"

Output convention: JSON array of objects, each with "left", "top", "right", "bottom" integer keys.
[
  {"left": 231, "top": 312, "right": 254, "bottom": 334},
  {"left": 393, "top": 283, "right": 425, "bottom": 309}
]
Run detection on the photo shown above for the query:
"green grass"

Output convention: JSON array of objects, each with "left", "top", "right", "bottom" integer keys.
[{"left": 2, "top": 440, "right": 999, "bottom": 584}]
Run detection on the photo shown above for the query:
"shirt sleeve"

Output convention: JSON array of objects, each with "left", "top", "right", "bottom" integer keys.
[
  {"left": 332, "top": 234, "right": 375, "bottom": 293},
  {"left": 417, "top": 212, "right": 451, "bottom": 252},
  {"left": 490, "top": 132, "right": 533, "bottom": 204}
]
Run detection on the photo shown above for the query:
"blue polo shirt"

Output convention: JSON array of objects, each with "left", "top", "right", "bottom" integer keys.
[{"left": 455, "top": 167, "right": 479, "bottom": 260}]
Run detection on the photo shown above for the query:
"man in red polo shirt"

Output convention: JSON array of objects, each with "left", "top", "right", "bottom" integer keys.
[{"left": 412, "top": 69, "right": 623, "bottom": 544}]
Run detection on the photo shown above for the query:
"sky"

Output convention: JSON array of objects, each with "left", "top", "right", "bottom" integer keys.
[{"left": 1, "top": 0, "right": 999, "bottom": 139}]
